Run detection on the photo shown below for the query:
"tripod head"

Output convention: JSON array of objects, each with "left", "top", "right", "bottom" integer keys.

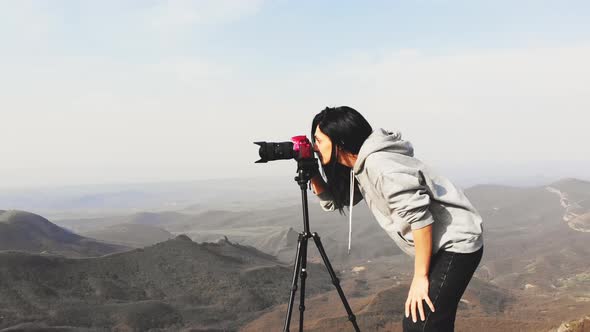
[{"left": 295, "top": 158, "right": 320, "bottom": 189}]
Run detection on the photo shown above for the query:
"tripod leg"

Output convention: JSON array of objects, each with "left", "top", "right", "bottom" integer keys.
[
  {"left": 284, "top": 233, "right": 304, "bottom": 332},
  {"left": 311, "top": 232, "right": 361, "bottom": 332},
  {"left": 298, "top": 235, "right": 309, "bottom": 332}
]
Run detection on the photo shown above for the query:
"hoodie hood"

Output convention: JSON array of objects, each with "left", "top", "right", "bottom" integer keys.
[{"left": 353, "top": 128, "right": 414, "bottom": 174}]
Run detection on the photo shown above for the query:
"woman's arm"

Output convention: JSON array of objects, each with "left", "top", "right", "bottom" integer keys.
[
  {"left": 311, "top": 175, "right": 337, "bottom": 211},
  {"left": 375, "top": 170, "right": 436, "bottom": 322},
  {"left": 405, "top": 224, "right": 435, "bottom": 323},
  {"left": 413, "top": 224, "right": 433, "bottom": 277},
  {"left": 310, "top": 175, "right": 327, "bottom": 195}
]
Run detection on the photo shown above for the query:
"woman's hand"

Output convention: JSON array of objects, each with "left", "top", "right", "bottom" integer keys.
[{"left": 405, "top": 275, "right": 435, "bottom": 323}]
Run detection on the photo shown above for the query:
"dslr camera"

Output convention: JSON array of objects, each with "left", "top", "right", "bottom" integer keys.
[{"left": 254, "top": 136, "right": 314, "bottom": 163}]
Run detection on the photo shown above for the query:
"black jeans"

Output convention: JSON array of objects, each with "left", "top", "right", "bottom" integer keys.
[{"left": 402, "top": 246, "right": 483, "bottom": 332}]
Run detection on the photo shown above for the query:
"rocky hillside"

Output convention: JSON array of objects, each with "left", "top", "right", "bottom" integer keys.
[
  {"left": 0, "top": 210, "right": 128, "bottom": 257},
  {"left": 0, "top": 235, "right": 333, "bottom": 331}
]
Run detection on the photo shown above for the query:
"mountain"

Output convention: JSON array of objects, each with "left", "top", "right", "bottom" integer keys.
[
  {"left": 549, "top": 178, "right": 590, "bottom": 202},
  {"left": 546, "top": 178, "right": 590, "bottom": 232},
  {"left": 234, "top": 226, "right": 299, "bottom": 262},
  {"left": 0, "top": 235, "right": 333, "bottom": 331},
  {"left": 0, "top": 210, "right": 128, "bottom": 257},
  {"left": 53, "top": 211, "right": 194, "bottom": 234},
  {"left": 82, "top": 223, "right": 174, "bottom": 248},
  {"left": 464, "top": 179, "right": 590, "bottom": 292},
  {"left": 54, "top": 202, "right": 404, "bottom": 264}
]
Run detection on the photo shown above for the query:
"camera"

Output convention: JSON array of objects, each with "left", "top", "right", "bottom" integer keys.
[{"left": 254, "top": 135, "right": 314, "bottom": 163}]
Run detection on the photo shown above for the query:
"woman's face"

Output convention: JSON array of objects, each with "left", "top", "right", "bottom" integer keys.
[{"left": 313, "top": 125, "right": 333, "bottom": 165}]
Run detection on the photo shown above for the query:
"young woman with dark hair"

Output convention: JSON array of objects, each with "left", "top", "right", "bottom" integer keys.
[{"left": 310, "top": 106, "right": 484, "bottom": 332}]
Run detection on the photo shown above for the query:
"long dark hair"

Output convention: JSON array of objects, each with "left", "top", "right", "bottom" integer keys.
[{"left": 311, "top": 106, "right": 373, "bottom": 214}]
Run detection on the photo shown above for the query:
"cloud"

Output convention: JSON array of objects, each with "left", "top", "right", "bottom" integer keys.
[
  {"left": 1, "top": 45, "right": 589, "bottom": 188},
  {"left": 0, "top": 0, "right": 270, "bottom": 56},
  {"left": 140, "top": 0, "right": 268, "bottom": 29}
]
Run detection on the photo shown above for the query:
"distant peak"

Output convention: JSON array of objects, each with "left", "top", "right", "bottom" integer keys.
[
  {"left": 174, "top": 234, "right": 193, "bottom": 242},
  {"left": 0, "top": 210, "right": 49, "bottom": 224},
  {"left": 548, "top": 177, "right": 590, "bottom": 190},
  {"left": 216, "top": 235, "right": 232, "bottom": 244},
  {"left": 553, "top": 177, "right": 587, "bottom": 184}
]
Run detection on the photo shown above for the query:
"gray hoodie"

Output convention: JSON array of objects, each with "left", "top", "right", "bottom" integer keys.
[{"left": 317, "top": 128, "right": 483, "bottom": 256}]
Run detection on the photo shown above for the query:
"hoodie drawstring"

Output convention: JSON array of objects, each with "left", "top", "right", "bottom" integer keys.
[{"left": 348, "top": 169, "right": 354, "bottom": 255}]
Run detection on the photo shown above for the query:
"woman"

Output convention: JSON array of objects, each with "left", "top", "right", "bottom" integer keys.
[{"left": 310, "top": 106, "right": 483, "bottom": 332}]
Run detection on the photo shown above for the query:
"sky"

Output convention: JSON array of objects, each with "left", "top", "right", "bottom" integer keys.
[{"left": 1, "top": 0, "right": 589, "bottom": 189}]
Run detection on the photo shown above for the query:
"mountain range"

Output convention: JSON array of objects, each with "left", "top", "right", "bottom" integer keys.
[
  {"left": 0, "top": 177, "right": 589, "bottom": 331},
  {"left": 0, "top": 233, "right": 332, "bottom": 331}
]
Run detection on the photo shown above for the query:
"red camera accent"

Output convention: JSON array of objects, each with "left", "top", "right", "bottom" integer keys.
[{"left": 291, "top": 135, "right": 313, "bottom": 160}]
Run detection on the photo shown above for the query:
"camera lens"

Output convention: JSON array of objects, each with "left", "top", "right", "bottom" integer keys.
[{"left": 254, "top": 141, "right": 295, "bottom": 163}]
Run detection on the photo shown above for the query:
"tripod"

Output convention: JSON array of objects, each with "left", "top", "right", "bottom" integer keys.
[{"left": 283, "top": 158, "right": 360, "bottom": 332}]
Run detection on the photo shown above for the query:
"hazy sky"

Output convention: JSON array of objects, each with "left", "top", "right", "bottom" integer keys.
[{"left": 1, "top": 0, "right": 589, "bottom": 189}]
